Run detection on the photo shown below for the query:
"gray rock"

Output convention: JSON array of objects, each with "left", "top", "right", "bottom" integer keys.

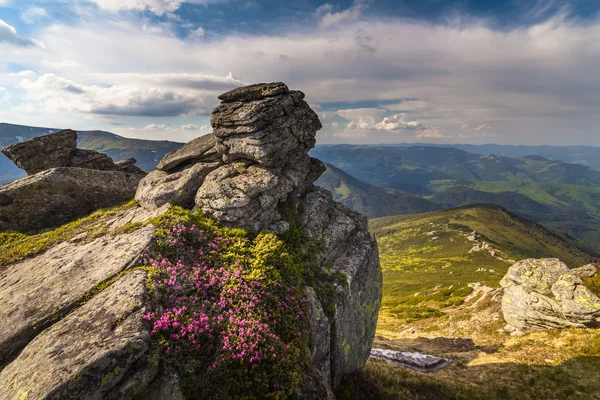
[
  {"left": 136, "top": 161, "right": 221, "bottom": 210},
  {"left": 134, "top": 367, "right": 185, "bottom": 400},
  {"left": 369, "top": 348, "right": 452, "bottom": 372},
  {"left": 305, "top": 287, "right": 331, "bottom": 387},
  {"left": 115, "top": 158, "right": 145, "bottom": 174},
  {"left": 0, "top": 226, "right": 156, "bottom": 366},
  {"left": 69, "top": 148, "right": 122, "bottom": 171},
  {"left": 0, "top": 167, "right": 142, "bottom": 232},
  {"left": 195, "top": 162, "right": 293, "bottom": 230},
  {"left": 211, "top": 85, "right": 322, "bottom": 167},
  {"left": 156, "top": 133, "right": 218, "bottom": 172},
  {"left": 1, "top": 129, "right": 77, "bottom": 175},
  {"left": 500, "top": 258, "right": 600, "bottom": 332},
  {"left": 572, "top": 264, "right": 599, "bottom": 278},
  {"left": 301, "top": 188, "right": 382, "bottom": 387},
  {"left": 0, "top": 270, "right": 151, "bottom": 400},
  {"left": 218, "top": 82, "right": 289, "bottom": 102}
]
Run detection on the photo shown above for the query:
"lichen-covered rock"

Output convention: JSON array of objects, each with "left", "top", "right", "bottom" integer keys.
[
  {"left": 0, "top": 270, "right": 151, "bottom": 400},
  {"left": 136, "top": 161, "right": 221, "bottom": 210},
  {"left": 500, "top": 258, "right": 600, "bottom": 333},
  {"left": 157, "top": 133, "right": 218, "bottom": 171},
  {"left": 572, "top": 264, "right": 599, "bottom": 278},
  {"left": 0, "top": 167, "right": 142, "bottom": 232},
  {"left": 305, "top": 287, "right": 331, "bottom": 387},
  {"left": 195, "top": 161, "right": 293, "bottom": 230},
  {"left": 211, "top": 83, "right": 321, "bottom": 167},
  {"left": 301, "top": 188, "right": 382, "bottom": 387},
  {"left": 70, "top": 148, "right": 122, "bottom": 171},
  {"left": 1, "top": 129, "right": 77, "bottom": 175},
  {"left": 0, "top": 226, "right": 156, "bottom": 365}
]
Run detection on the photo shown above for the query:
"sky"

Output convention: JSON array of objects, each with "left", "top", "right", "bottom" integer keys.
[{"left": 0, "top": 0, "right": 599, "bottom": 145}]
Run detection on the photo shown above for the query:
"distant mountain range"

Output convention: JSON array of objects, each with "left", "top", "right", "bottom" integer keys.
[
  {"left": 0, "top": 123, "right": 184, "bottom": 183},
  {"left": 314, "top": 162, "right": 441, "bottom": 218},
  {"left": 321, "top": 142, "right": 600, "bottom": 168},
  {"left": 311, "top": 144, "right": 600, "bottom": 253}
]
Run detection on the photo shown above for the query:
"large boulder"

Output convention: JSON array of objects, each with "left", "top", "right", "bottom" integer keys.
[
  {"left": 0, "top": 168, "right": 142, "bottom": 232},
  {"left": 500, "top": 258, "right": 600, "bottom": 333},
  {"left": 1, "top": 129, "right": 77, "bottom": 174},
  {"left": 211, "top": 82, "right": 322, "bottom": 167}
]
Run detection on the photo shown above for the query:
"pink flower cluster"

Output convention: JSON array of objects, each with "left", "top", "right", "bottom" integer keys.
[{"left": 144, "top": 223, "right": 308, "bottom": 372}]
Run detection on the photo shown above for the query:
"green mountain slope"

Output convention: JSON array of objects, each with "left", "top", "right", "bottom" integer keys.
[
  {"left": 369, "top": 204, "right": 594, "bottom": 326},
  {"left": 311, "top": 145, "right": 600, "bottom": 191},
  {"left": 0, "top": 123, "right": 184, "bottom": 182},
  {"left": 314, "top": 163, "right": 441, "bottom": 218}
]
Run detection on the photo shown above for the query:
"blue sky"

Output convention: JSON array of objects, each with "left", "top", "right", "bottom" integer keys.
[{"left": 0, "top": 0, "right": 599, "bottom": 144}]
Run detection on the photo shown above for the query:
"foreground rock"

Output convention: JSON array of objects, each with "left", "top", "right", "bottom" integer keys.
[
  {"left": 0, "top": 226, "right": 155, "bottom": 366},
  {"left": 501, "top": 258, "right": 600, "bottom": 333},
  {"left": 0, "top": 168, "right": 142, "bottom": 232},
  {"left": 0, "top": 270, "right": 151, "bottom": 399}
]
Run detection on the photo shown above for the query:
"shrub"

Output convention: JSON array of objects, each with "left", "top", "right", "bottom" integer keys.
[{"left": 144, "top": 207, "right": 311, "bottom": 399}]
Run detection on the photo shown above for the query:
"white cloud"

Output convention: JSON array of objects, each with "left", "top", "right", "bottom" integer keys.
[
  {"left": 1, "top": 8, "right": 600, "bottom": 144},
  {"left": 317, "top": 0, "right": 367, "bottom": 28},
  {"left": 19, "top": 72, "right": 243, "bottom": 117},
  {"left": 84, "top": 0, "right": 226, "bottom": 15},
  {"left": 0, "top": 87, "right": 10, "bottom": 102},
  {"left": 335, "top": 108, "right": 442, "bottom": 138},
  {"left": 42, "top": 60, "right": 85, "bottom": 71},
  {"left": 188, "top": 27, "right": 205, "bottom": 40},
  {"left": 21, "top": 6, "right": 49, "bottom": 24},
  {"left": 181, "top": 123, "right": 209, "bottom": 131},
  {"left": 0, "top": 19, "right": 39, "bottom": 47}
]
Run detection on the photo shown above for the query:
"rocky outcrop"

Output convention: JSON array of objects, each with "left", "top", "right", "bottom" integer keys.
[
  {"left": 0, "top": 270, "right": 151, "bottom": 399},
  {"left": 0, "top": 130, "right": 146, "bottom": 232},
  {"left": 0, "top": 168, "right": 142, "bottom": 232},
  {"left": 0, "top": 82, "right": 381, "bottom": 398},
  {"left": 1, "top": 129, "right": 77, "bottom": 174},
  {"left": 500, "top": 258, "right": 600, "bottom": 333},
  {"left": 1, "top": 129, "right": 144, "bottom": 175},
  {"left": 135, "top": 82, "right": 382, "bottom": 389},
  {"left": 0, "top": 204, "right": 172, "bottom": 400}
]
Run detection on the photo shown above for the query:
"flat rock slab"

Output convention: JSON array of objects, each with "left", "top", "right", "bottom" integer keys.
[
  {"left": 0, "top": 226, "right": 155, "bottom": 365},
  {"left": 0, "top": 270, "right": 151, "bottom": 400},
  {"left": 156, "top": 133, "right": 218, "bottom": 172},
  {"left": 370, "top": 348, "right": 453, "bottom": 373},
  {"left": 0, "top": 167, "right": 142, "bottom": 232}
]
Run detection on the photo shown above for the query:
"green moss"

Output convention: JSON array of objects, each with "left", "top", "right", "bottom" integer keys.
[{"left": 0, "top": 200, "right": 138, "bottom": 267}]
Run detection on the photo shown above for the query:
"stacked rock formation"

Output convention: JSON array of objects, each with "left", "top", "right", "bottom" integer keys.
[
  {"left": 0, "top": 130, "right": 145, "bottom": 232},
  {"left": 136, "top": 82, "right": 382, "bottom": 389},
  {"left": 501, "top": 258, "right": 600, "bottom": 334}
]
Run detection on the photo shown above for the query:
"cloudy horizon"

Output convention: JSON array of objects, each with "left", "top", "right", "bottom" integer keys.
[{"left": 0, "top": 0, "right": 599, "bottom": 145}]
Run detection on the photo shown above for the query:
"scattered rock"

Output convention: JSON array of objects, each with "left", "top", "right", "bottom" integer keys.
[
  {"left": 136, "top": 161, "right": 221, "bottom": 209},
  {"left": 500, "top": 258, "right": 600, "bottom": 332},
  {"left": 116, "top": 158, "right": 145, "bottom": 174},
  {"left": 1, "top": 129, "right": 77, "bottom": 175},
  {"left": 69, "top": 148, "right": 122, "bottom": 171},
  {"left": 572, "top": 264, "right": 599, "bottom": 278},
  {"left": 156, "top": 133, "right": 218, "bottom": 171},
  {"left": 369, "top": 348, "right": 452, "bottom": 372},
  {"left": 0, "top": 167, "right": 142, "bottom": 232}
]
